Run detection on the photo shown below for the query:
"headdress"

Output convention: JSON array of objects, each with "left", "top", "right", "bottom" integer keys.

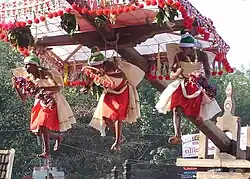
[
  {"left": 24, "top": 53, "right": 41, "bottom": 67},
  {"left": 179, "top": 33, "right": 195, "bottom": 48}
]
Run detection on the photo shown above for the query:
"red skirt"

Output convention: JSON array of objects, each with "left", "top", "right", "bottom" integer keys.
[
  {"left": 30, "top": 100, "right": 60, "bottom": 132},
  {"left": 102, "top": 86, "right": 129, "bottom": 121},
  {"left": 170, "top": 80, "right": 202, "bottom": 117}
]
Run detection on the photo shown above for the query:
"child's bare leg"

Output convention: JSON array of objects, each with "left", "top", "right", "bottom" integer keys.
[
  {"left": 111, "top": 120, "right": 122, "bottom": 150},
  {"left": 36, "top": 126, "right": 50, "bottom": 158},
  {"left": 168, "top": 107, "right": 182, "bottom": 144}
]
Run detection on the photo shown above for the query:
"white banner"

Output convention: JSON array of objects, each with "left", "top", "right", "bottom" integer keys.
[{"left": 182, "top": 126, "right": 248, "bottom": 158}]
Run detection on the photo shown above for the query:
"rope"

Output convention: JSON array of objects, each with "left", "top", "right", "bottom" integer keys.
[
  {"left": 0, "top": 128, "right": 176, "bottom": 138},
  {"left": 102, "top": 33, "right": 120, "bottom": 58},
  {"left": 59, "top": 142, "right": 179, "bottom": 165}
]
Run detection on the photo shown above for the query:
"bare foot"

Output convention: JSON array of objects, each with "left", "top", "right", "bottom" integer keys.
[
  {"left": 53, "top": 135, "right": 63, "bottom": 152},
  {"left": 111, "top": 142, "right": 121, "bottom": 151},
  {"left": 168, "top": 136, "right": 182, "bottom": 144},
  {"left": 36, "top": 152, "right": 49, "bottom": 159}
]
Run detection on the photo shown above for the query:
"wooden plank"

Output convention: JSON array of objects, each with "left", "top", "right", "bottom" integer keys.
[
  {"left": 246, "top": 126, "right": 250, "bottom": 160},
  {"left": 197, "top": 171, "right": 250, "bottom": 179},
  {"left": 215, "top": 82, "right": 242, "bottom": 159},
  {"left": 177, "top": 158, "right": 221, "bottom": 168},
  {"left": 189, "top": 118, "right": 245, "bottom": 158},
  {"left": 37, "top": 20, "right": 184, "bottom": 47},
  {"left": 198, "top": 131, "right": 208, "bottom": 159},
  {"left": 176, "top": 158, "right": 250, "bottom": 168},
  {"left": 64, "top": 45, "right": 83, "bottom": 62},
  {"left": 118, "top": 48, "right": 244, "bottom": 158}
]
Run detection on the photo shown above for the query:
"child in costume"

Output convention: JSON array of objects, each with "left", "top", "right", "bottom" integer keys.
[
  {"left": 82, "top": 46, "right": 144, "bottom": 150},
  {"left": 155, "top": 33, "right": 221, "bottom": 144},
  {"left": 14, "top": 54, "right": 76, "bottom": 158}
]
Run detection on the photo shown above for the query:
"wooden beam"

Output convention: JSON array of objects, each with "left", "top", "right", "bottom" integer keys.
[
  {"left": 37, "top": 20, "right": 184, "bottom": 47},
  {"left": 198, "top": 131, "right": 209, "bottom": 159},
  {"left": 246, "top": 126, "right": 250, "bottom": 160},
  {"left": 117, "top": 47, "right": 166, "bottom": 91},
  {"left": 64, "top": 45, "right": 83, "bottom": 62},
  {"left": 197, "top": 171, "right": 250, "bottom": 179},
  {"left": 37, "top": 31, "right": 101, "bottom": 46},
  {"left": 117, "top": 47, "right": 244, "bottom": 158},
  {"left": 114, "top": 20, "right": 184, "bottom": 47},
  {"left": 189, "top": 117, "right": 245, "bottom": 158},
  {"left": 81, "top": 15, "right": 115, "bottom": 41},
  {"left": 66, "top": 0, "right": 116, "bottom": 39},
  {"left": 48, "top": 0, "right": 239, "bottom": 158},
  {"left": 176, "top": 158, "right": 250, "bottom": 168}
]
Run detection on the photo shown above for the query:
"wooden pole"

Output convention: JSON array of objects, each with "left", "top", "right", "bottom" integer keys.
[
  {"left": 111, "top": 166, "right": 118, "bottom": 179},
  {"left": 36, "top": 136, "right": 42, "bottom": 167},
  {"left": 123, "top": 160, "right": 131, "bottom": 179},
  {"left": 198, "top": 131, "right": 208, "bottom": 159},
  {"left": 246, "top": 126, "right": 250, "bottom": 160},
  {"left": 118, "top": 48, "right": 245, "bottom": 158}
]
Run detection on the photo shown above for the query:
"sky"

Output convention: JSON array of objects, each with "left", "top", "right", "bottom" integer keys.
[{"left": 189, "top": 0, "right": 250, "bottom": 69}]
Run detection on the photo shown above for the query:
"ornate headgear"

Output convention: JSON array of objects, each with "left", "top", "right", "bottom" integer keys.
[
  {"left": 24, "top": 53, "right": 41, "bottom": 67},
  {"left": 179, "top": 33, "right": 196, "bottom": 48},
  {"left": 88, "top": 46, "right": 107, "bottom": 66}
]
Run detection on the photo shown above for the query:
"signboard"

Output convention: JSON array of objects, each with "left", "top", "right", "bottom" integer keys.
[
  {"left": 181, "top": 171, "right": 196, "bottom": 179},
  {"left": 182, "top": 126, "right": 248, "bottom": 158}
]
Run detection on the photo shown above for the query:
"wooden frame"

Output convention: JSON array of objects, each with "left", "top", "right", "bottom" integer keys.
[{"left": 176, "top": 83, "right": 250, "bottom": 179}]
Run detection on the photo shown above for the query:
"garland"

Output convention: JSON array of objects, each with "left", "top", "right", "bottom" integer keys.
[
  {"left": 0, "top": 0, "right": 233, "bottom": 79},
  {"left": 155, "top": 4, "right": 179, "bottom": 26},
  {"left": 82, "top": 66, "right": 115, "bottom": 89},
  {"left": 64, "top": 80, "right": 86, "bottom": 87},
  {"left": 13, "top": 76, "right": 56, "bottom": 107},
  {"left": 189, "top": 73, "right": 217, "bottom": 99}
]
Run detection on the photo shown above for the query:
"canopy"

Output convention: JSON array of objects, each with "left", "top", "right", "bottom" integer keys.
[{"left": 0, "top": 0, "right": 232, "bottom": 75}]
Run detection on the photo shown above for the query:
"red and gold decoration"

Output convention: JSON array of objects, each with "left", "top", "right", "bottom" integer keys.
[
  {"left": 81, "top": 66, "right": 115, "bottom": 89},
  {"left": 63, "top": 63, "right": 87, "bottom": 87},
  {"left": 0, "top": 0, "right": 233, "bottom": 79},
  {"left": 143, "top": 0, "right": 233, "bottom": 78}
]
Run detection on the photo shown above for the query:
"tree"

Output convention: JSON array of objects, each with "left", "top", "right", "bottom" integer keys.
[
  {"left": 0, "top": 42, "right": 39, "bottom": 177},
  {"left": 1, "top": 40, "right": 250, "bottom": 178}
]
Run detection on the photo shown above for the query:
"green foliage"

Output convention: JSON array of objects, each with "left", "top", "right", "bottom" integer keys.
[
  {"left": 60, "top": 13, "right": 77, "bottom": 35},
  {"left": 8, "top": 25, "right": 34, "bottom": 48},
  {"left": 1, "top": 41, "right": 250, "bottom": 178},
  {"left": 94, "top": 15, "right": 109, "bottom": 27},
  {"left": 0, "top": 42, "right": 39, "bottom": 177},
  {"left": 155, "top": 5, "right": 179, "bottom": 26}
]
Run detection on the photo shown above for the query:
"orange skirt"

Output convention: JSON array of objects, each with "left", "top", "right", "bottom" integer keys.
[
  {"left": 30, "top": 100, "right": 60, "bottom": 132},
  {"left": 102, "top": 86, "right": 129, "bottom": 121},
  {"left": 170, "top": 80, "right": 202, "bottom": 117}
]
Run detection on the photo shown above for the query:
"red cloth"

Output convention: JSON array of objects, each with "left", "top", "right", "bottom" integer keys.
[
  {"left": 102, "top": 80, "right": 129, "bottom": 121},
  {"left": 30, "top": 100, "right": 60, "bottom": 132},
  {"left": 170, "top": 80, "right": 202, "bottom": 117}
]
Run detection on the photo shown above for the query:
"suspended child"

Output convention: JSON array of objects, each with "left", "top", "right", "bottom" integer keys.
[
  {"left": 81, "top": 46, "right": 144, "bottom": 150},
  {"left": 155, "top": 33, "right": 221, "bottom": 144},
  {"left": 12, "top": 53, "right": 76, "bottom": 158}
]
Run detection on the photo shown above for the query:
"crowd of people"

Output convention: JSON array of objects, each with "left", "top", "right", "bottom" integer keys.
[{"left": 12, "top": 33, "right": 221, "bottom": 158}]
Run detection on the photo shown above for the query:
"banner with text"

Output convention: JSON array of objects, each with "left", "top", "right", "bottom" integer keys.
[{"left": 182, "top": 126, "right": 247, "bottom": 158}]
